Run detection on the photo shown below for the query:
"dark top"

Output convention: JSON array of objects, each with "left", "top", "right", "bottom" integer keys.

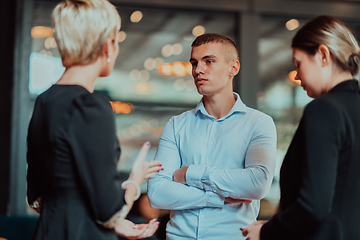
[
  {"left": 261, "top": 80, "right": 360, "bottom": 240},
  {"left": 27, "top": 85, "right": 125, "bottom": 240}
]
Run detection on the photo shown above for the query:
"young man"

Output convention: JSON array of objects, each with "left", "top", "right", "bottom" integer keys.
[{"left": 148, "top": 33, "right": 277, "bottom": 240}]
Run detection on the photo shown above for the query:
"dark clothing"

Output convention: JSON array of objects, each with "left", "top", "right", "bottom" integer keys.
[
  {"left": 261, "top": 80, "right": 360, "bottom": 240},
  {"left": 27, "top": 85, "right": 125, "bottom": 240}
]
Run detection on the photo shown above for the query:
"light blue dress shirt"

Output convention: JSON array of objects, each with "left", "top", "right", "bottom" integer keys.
[{"left": 148, "top": 93, "right": 277, "bottom": 240}]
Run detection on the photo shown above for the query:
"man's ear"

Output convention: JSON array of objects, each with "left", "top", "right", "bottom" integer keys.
[
  {"left": 230, "top": 60, "right": 240, "bottom": 76},
  {"left": 317, "top": 44, "right": 331, "bottom": 67}
]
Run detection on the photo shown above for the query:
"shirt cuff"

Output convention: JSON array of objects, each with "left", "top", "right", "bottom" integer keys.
[
  {"left": 186, "top": 164, "right": 206, "bottom": 190},
  {"left": 206, "top": 191, "right": 224, "bottom": 208}
]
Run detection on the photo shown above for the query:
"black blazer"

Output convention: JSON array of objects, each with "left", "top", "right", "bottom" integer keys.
[
  {"left": 261, "top": 80, "right": 360, "bottom": 240},
  {"left": 27, "top": 85, "right": 125, "bottom": 240}
]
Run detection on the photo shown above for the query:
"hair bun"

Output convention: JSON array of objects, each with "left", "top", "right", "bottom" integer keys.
[{"left": 348, "top": 52, "right": 360, "bottom": 75}]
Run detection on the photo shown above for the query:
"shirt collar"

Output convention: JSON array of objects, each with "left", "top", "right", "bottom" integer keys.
[{"left": 194, "top": 92, "right": 247, "bottom": 120}]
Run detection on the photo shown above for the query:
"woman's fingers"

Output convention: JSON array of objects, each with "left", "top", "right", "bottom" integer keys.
[
  {"left": 149, "top": 160, "right": 162, "bottom": 167},
  {"left": 115, "top": 219, "right": 148, "bottom": 239},
  {"left": 240, "top": 227, "right": 248, "bottom": 236},
  {"left": 147, "top": 166, "right": 163, "bottom": 174},
  {"left": 144, "top": 172, "right": 158, "bottom": 180},
  {"left": 139, "top": 219, "right": 159, "bottom": 238},
  {"left": 129, "top": 142, "right": 152, "bottom": 184},
  {"left": 134, "top": 142, "right": 151, "bottom": 164}
]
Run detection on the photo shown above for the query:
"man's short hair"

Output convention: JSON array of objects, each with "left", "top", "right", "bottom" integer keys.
[
  {"left": 52, "top": 0, "right": 121, "bottom": 68},
  {"left": 191, "top": 33, "right": 239, "bottom": 61}
]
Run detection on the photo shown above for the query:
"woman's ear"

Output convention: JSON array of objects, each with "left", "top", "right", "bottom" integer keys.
[
  {"left": 317, "top": 44, "right": 331, "bottom": 67},
  {"left": 104, "top": 38, "right": 114, "bottom": 60}
]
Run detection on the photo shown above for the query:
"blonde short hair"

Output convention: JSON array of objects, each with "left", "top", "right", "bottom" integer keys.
[{"left": 52, "top": 0, "right": 121, "bottom": 68}]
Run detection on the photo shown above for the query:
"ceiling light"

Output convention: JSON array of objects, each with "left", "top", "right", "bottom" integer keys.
[
  {"left": 172, "top": 43, "right": 183, "bottom": 55},
  {"left": 130, "top": 11, "right": 143, "bottom": 23},
  {"left": 130, "top": 69, "right": 140, "bottom": 81},
  {"left": 172, "top": 62, "right": 187, "bottom": 76},
  {"left": 134, "top": 82, "right": 153, "bottom": 94},
  {"left": 118, "top": 31, "right": 127, "bottom": 42},
  {"left": 157, "top": 63, "right": 172, "bottom": 75},
  {"left": 144, "top": 58, "right": 155, "bottom": 70},
  {"left": 286, "top": 19, "right": 299, "bottom": 31},
  {"left": 31, "top": 26, "right": 53, "bottom": 38},
  {"left": 288, "top": 70, "right": 301, "bottom": 85},
  {"left": 192, "top": 25, "right": 205, "bottom": 37},
  {"left": 162, "top": 44, "right": 173, "bottom": 57},
  {"left": 140, "top": 70, "right": 150, "bottom": 81}
]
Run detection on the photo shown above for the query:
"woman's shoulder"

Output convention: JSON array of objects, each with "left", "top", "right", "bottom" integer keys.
[
  {"left": 302, "top": 95, "right": 344, "bottom": 127},
  {"left": 305, "top": 93, "right": 343, "bottom": 115},
  {"left": 70, "top": 91, "right": 114, "bottom": 120},
  {"left": 73, "top": 91, "right": 111, "bottom": 107}
]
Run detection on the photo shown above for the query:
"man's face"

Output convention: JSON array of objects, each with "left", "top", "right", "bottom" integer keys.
[{"left": 190, "top": 42, "right": 235, "bottom": 97}]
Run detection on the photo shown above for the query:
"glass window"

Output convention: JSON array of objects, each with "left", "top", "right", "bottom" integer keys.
[{"left": 257, "top": 16, "right": 313, "bottom": 218}]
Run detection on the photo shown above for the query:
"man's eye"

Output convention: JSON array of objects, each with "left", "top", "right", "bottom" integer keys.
[{"left": 207, "top": 60, "right": 213, "bottom": 64}]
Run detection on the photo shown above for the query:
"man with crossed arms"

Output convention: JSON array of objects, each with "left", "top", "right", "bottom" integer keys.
[{"left": 148, "top": 33, "right": 277, "bottom": 240}]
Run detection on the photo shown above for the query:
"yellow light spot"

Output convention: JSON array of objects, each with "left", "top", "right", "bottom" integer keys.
[
  {"left": 172, "top": 62, "right": 187, "bottom": 76},
  {"left": 134, "top": 82, "right": 154, "bottom": 94},
  {"left": 157, "top": 62, "right": 192, "bottom": 76},
  {"left": 192, "top": 25, "right": 205, "bottom": 37},
  {"left": 31, "top": 26, "right": 53, "bottom": 38},
  {"left": 110, "top": 101, "right": 134, "bottom": 114},
  {"left": 130, "top": 69, "right": 140, "bottom": 81},
  {"left": 154, "top": 57, "right": 164, "bottom": 66},
  {"left": 288, "top": 70, "right": 301, "bottom": 85},
  {"left": 44, "top": 37, "right": 52, "bottom": 49},
  {"left": 157, "top": 63, "right": 172, "bottom": 75},
  {"left": 286, "top": 19, "right": 299, "bottom": 31},
  {"left": 130, "top": 11, "right": 143, "bottom": 23},
  {"left": 144, "top": 58, "right": 155, "bottom": 70},
  {"left": 162, "top": 44, "right": 173, "bottom": 57},
  {"left": 172, "top": 43, "right": 183, "bottom": 55},
  {"left": 118, "top": 31, "right": 127, "bottom": 42},
  {"left": 140, "top": 70, "right": 150, "bottom": 81}
]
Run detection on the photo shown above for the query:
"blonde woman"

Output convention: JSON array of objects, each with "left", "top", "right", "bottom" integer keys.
[
  {"left": 242, "top": 15, "right": 360, "bottom": 240},
  {"left": 26, "top": 0, "right": 162, "bottom": 239}
]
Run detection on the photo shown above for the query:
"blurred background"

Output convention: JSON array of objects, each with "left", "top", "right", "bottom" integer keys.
[{"left": 2, "top": 0, "right": 360, "bottom": 239}]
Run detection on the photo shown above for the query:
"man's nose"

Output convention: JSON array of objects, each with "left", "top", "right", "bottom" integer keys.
[{"left": 194, "top": 62, "right": 205, "bottom": 74}]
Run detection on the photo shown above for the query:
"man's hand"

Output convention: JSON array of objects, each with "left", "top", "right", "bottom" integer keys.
[
  {"left": 225, "top": 197, "right": 252, "bottom": 204},
  {"left": 173, "top": 166, "right": 189, "bottom": 184}
]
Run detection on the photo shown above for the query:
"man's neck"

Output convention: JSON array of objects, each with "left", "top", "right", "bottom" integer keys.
[{"left": 203, "top": 91, "right": 236, "bottom": 120}]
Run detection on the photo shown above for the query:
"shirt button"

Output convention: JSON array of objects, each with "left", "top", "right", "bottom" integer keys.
[
  {"left": 201, "top": 215, "right": 204, "bottom": 218},
  {"left": 210, "top": 141, "right": 214, "bottom": 144}
]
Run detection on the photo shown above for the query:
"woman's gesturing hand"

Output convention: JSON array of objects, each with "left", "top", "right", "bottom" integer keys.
[
  {"left": 115, "top": 218, "right": 159, "bottom": 239},
  {"left": 128, "top": 141, "right": 162, "bottom": 185},
  {"left": 128, "top": 141, "right": 151, "bottom": 185},
  {"left": 241, "top": 220, "right": 267, "bottom": 240}
]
